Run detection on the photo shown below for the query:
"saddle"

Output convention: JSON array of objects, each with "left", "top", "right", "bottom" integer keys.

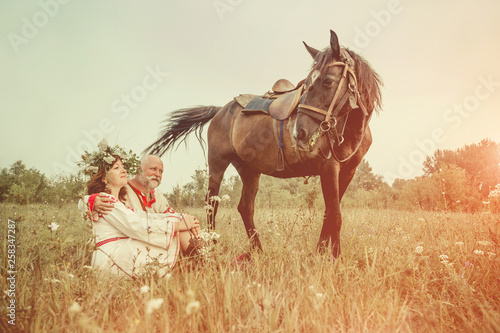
[
  {"left": 236, "top": 79, "right": 304, "bottom": 120},
  {"left": 271, "top": 79, "right": 295, "bottom": 94},
  {"left": 234, "top": 79, "right": 305, "bottom": 172}
]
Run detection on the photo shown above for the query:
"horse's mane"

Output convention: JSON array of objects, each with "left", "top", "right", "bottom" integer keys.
[{"left": 311, "top": 47, "right": 383, "bottom": 114}]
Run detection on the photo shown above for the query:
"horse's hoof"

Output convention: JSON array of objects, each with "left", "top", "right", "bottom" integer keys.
[
  {"left": 236, "top": 252, "right": 252, "bottom": 262},
  {"left": 231, "top": 252, "right": 253, "bottom": 269}
]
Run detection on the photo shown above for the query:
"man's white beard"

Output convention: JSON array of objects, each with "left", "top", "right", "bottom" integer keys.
[{"left": 140, "top": 174, "right": 161, "bottom": 190}]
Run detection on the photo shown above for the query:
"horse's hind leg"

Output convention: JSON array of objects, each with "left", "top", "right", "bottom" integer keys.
[
  {"left": 206, "top": 156, "right": 231, "bottom": 230},
  {"left": 205, "top": 104, "right": 237, "bottom": 230},
  {"left": 233, "top": 162, "right": 263, "bottom": 251}
]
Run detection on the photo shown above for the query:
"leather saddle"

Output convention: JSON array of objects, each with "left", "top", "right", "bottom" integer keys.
[
  {"left": 271, "top": 79, "right": 295, "bottom": 94},
  {"left": 237, "top": 79, "right": 304, "bottom": 120},
  {"left": 234, "top": 79, "right": 305, "bottom": 172}
]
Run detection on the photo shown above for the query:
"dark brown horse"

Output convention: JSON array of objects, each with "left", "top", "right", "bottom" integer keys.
[{"left": 147, "top": 30, "right": 382, "bottom": 258}]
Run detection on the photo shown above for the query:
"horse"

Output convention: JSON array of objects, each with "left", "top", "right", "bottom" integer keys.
[{"left": 146, "top": 30, "right": 382, "bottom": 258}]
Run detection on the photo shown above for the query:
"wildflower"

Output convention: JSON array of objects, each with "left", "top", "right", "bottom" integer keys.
[
  {"left": 48, "top": 222, "right": 59, "bottom": 232},
  {"left": 186, "top": 289, "right": 196, "bottom": 300},
  {"left": 97, "top": 139, "right": 108, "bottom": 152},
  {"left": 186, "top": 300, "right": 201, "bottom": 315},
  {"left": 455, "top": 242, "right": 464, "bottom": 246},
  {"left": 184, "top": 289, "right": 200, "bottom": 315},
  {"left": 69, "top": 302, "right": 82, "bottom": 314},
  {"left": 313, "top": 291, "right": 326, "bottom": 310},
  {"left": 262, "top": 298, "right": 272, "bottom": 310},
  {"left": 103, "top": 155, "right": 115, "bottom": 164},
  {"left": 415, "top": 246, "right": 424, "bottom": 254},
  {"left": 209, "top": 196, "right": 221, "bottom": 202},
  {"left": 196, "top": 230, "right": 220, "bottom": 260},
  {"left": 204, "top": 204, "right": 213, "bottom": 211},
  {"left": 442, "top": 261, "right": 454, "bottom": 268},
  {"left": 439, "top": 254, "right": 452, "bottom": 267},
  {"left": 489, "top": 184, "right": 500, "bottom": 198},
  {"left": 199, "top": 230, "right": 221, "bottom": 242},
  {"left": 439, "top": 254, "right": 449, "bottom": 261},
  {"left": 473, "top": 250, "right": 484, "bottom": 255},
  {"left": 146, "top": 298, "right": 164, "bottom": 314},
  {"left": 476, "top": 241, "right": 493, "bottom": 246},
  {"left": 140, "top": 285, "right": 150, "bottom": 294},
  {"left": 221, "top": 194, "right": 230, "bottom": 201},
  {"left": 119, "top": 150, "right": 129, "bottom": 160}
]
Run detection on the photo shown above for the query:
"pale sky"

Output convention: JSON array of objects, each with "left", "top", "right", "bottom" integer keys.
[{"left": 1, "top": 0, "right": 500, "bottom": 194}]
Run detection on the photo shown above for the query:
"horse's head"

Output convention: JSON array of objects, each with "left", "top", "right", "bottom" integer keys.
[{"left": 293, "top": 30, "right": 381, "bottom": 157}]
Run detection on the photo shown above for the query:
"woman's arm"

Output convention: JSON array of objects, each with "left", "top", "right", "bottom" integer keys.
[{"left": 102, "top": 201, "right": 180, "bottom": 249}]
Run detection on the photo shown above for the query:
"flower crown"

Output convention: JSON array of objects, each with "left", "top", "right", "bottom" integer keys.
[{"left": 78, "top": 139, "right": 141, "bottom": 177}]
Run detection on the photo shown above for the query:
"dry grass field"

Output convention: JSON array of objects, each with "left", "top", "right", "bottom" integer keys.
[{"left": 1, "top": 203, "right": 499, "bottom": 332}]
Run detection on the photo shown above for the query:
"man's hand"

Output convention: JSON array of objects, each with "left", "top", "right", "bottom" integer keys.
[
  {"left": 178, "top": 214, "right": 200, "bottom": 236},
  {"left": 93, "top": 193, "right": 115, "bottom": 215}
]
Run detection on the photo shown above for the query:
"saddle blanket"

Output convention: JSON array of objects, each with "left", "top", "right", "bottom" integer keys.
[{"left": 234, "top": 94, "right": 266, "bottom": 110}]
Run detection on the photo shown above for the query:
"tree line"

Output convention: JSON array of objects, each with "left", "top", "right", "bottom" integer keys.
[
  {"left": 1, "top": 139, "right": 499, "bottom": 213},
  {"left": 0, "top": 160, "right": 85, "bottom": 205},
  {"left": 167, "top": 138, "right": 500, "bottom": 213}
]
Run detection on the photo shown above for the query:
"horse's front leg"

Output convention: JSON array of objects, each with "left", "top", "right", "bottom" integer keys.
[{"left": 318, "top": 166, "right": 342, "bottom": 258}]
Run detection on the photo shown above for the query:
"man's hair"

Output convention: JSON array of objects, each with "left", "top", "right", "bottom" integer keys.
[{"left": 140, "top": 155, "right": 162, "bottom": 170}]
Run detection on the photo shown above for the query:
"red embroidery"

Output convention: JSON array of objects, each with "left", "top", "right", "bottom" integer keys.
[
  {"left": 96, "top": 237, "right": 128, "bottom": 247},
  {"left": 129, "top": 184, "right": 156, "bottom": 208},
  {"left": 88, "top": 194, "right": 98, "bottom": 213}
]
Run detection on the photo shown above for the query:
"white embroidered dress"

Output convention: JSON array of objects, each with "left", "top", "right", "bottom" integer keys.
[{"left": 91, "top": 194, "right": 181, "bottom": 277}]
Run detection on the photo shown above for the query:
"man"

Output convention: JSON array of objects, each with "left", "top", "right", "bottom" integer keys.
[{"left": 90, "top": 154, "right": 199, "bottom": 236}]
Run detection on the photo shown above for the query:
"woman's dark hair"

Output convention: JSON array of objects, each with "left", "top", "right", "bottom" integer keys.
[{"left": 87, "top": 156, "right": 127, "bottom": 202}]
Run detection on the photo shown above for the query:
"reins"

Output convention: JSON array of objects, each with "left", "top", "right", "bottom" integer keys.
[{"left": 295, "top": 50, "right": 370, "bottom": 162}]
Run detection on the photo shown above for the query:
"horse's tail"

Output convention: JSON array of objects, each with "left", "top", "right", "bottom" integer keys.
[{"left": 145, "top": 106, "right": 221, "bottom": 156}]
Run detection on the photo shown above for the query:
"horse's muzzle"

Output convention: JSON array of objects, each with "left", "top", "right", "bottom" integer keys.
[{"left": 293, "top": 128, "right": 310, "bottom": 151}]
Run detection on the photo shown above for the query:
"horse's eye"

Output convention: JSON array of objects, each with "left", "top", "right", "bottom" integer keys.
[{"left": 322, "top": 76, "right": 336, "bottom": 87}]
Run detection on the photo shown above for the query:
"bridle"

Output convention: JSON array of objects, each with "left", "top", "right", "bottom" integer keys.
[{"left": 296, "top": 50, "right": 369, "bottom": 161}]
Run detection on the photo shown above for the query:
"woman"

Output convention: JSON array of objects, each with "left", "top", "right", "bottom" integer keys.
[{"left": 86, "top": 152, "right": 201, "bottom": 278}]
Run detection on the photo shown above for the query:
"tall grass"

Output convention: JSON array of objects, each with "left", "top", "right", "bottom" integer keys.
[{"left": 1, "top": 203, "right": 499, "bottom": 332}]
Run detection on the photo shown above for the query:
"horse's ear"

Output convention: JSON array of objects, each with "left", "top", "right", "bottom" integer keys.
[
  {"left": 329, "top": 30, "right": 341, "bottom": 59},
  {"left": 303, "top": 41, "right": 320, "bottom": 60}
]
